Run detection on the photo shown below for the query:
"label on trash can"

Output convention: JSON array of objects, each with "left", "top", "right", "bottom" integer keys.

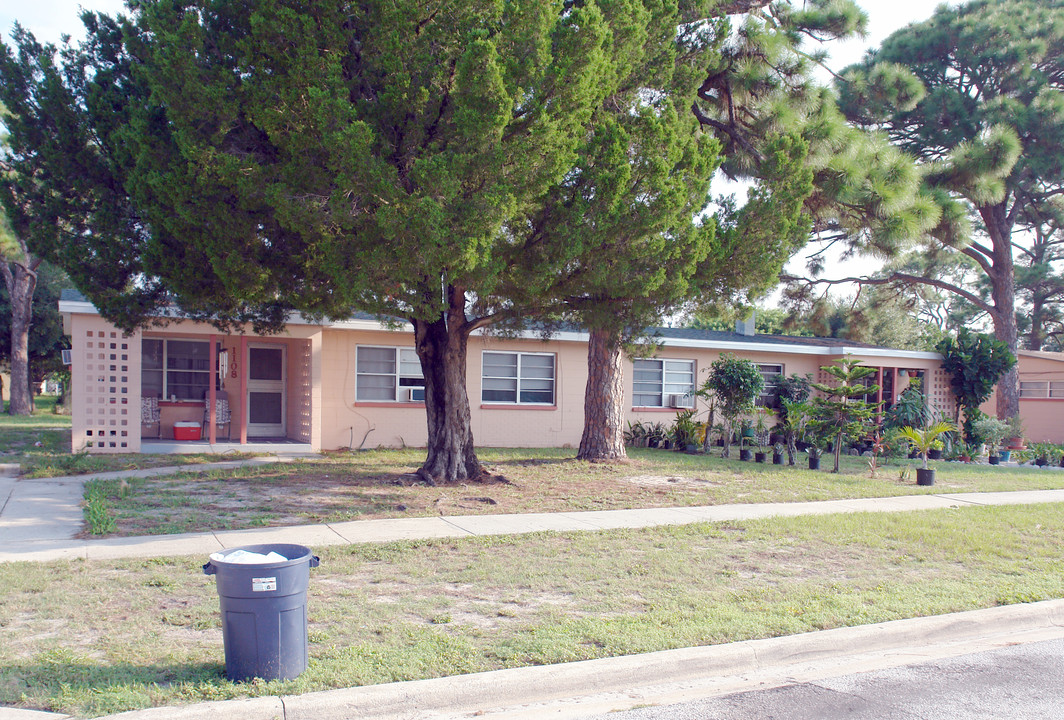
[{"left": 252, "top": 577, "right": 277, "bottom": 592}]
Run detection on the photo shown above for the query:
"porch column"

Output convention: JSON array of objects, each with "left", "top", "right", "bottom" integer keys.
[
  {"left": 240, "top": 335, "right": 248, "bottom": 444},
  {"left": 209, "top": 335, "right": 217, "bottom": 445}
]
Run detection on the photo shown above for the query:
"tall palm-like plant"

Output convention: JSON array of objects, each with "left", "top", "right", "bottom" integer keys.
[{"left": 899, "top": 421, "right": 957, "bottom": 470}]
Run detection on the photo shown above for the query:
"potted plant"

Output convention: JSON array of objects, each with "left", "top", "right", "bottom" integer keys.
[
  {"left": 899, "top": 421, "right": 956, "bottom": 486},
  {"left": 772, "top": 442, "right": 785, "bottom": 465},
  {"left": 971, "top": 416, "right": 1008, "bottom": 465},
  {"left": 779, "top": 399, "right": 809, "bottom": 466},
  {"left": 927, "top": 440, "right": 944, "bottom": 460},
  {"left": 1005, "top": 415, "right": 1026, "bottom": 451},
  {"left": 807, "top": 444, "right": 823, "bottom": 470},
  {"left": 671, "top": 410, "right": 699, "bottom": 453},
  {"left": 753, "top": 408, "right": 769, "bottom": 463},
  {"left": 623, "top": 420, "right": 648, "bottom": 448}
]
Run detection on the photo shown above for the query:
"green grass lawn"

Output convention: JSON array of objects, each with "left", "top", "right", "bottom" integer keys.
[
  {"left": 2, "top": 502, "right": 1062, "bottom": 716},
  {"left": 80, "top": 446, "right": 1064, "bottom": 537}
]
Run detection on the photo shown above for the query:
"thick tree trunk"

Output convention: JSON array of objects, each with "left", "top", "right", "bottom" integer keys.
[
  {"left": 411, "top": 287, "right": 483, "bottom": 485},
  {"left": 1, "top": 259, "right": 38, "bottom": 416},
  {"left": 577, "top": 328, "right": 627, "bottom": 461},
  {"left": 979, "top": 204, "right": 1020, "bottom": 420}
]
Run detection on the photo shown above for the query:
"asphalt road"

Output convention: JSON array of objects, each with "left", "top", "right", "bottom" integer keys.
[{"left": 580, "top": 637, "right": 1064, "bottom": 720}]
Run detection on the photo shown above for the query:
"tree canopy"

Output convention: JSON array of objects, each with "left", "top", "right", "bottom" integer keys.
[{"left": 825, "top": 0, "right": 1064, "bottom": 418}]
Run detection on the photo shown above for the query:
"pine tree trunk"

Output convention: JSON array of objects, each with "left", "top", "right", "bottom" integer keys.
[
  {"left": 2, "top": 259, "right": 38, "bottom": 416},
  {"left": 411, "top": 287, "right": 483, "bottom": 485},
  {"left": 577, "top": 328, "right": 627, "bottom": 461},
  {"left": 980, "top": 203, "right": 1020, "bottom": 420}
]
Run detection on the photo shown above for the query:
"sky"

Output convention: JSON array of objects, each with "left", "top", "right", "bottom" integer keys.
[{"left": 1, "top": 1, "right": 952, "bottom": 70}]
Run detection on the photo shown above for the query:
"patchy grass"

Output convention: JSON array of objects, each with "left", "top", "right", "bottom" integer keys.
[
  {"left": 1, "top": 503, "right": 1063, "bottom": 716},
  {"left": 0, "top": 401, "right": 257, "bottom": 478},
  {"left": 82, "top": 446, "right": 1064, "bottom": 537}
]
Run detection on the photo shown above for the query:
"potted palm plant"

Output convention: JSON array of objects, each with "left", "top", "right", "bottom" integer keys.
[{"left": 899, "top": 421, "right": 956, "bottom": 485}]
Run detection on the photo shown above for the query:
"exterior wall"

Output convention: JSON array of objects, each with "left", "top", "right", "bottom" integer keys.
[
  {"left": 69, "top": 315, "right": 141, "bottom": 453},
  {"left": 979, "top": 351, "right": 1064, "bottom": 444},
  {"left": 64, "top": 303, "right": 956, "bottom": 453}
]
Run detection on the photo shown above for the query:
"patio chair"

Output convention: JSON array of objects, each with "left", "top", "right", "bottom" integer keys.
[
  {"left": 141, "top": 396, "right": 161, "bottom": 438},
  {"left": 203, "top": 389, "right": 232, "bottom": 441}
]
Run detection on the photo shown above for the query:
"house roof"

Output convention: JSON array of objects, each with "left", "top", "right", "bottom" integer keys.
[{"left": 58, "top": 289, "right": 942, "bottom": 360}]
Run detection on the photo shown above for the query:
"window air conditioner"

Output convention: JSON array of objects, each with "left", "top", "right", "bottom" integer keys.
[
  {"left": 669, "top": 394, "right": 693, "bottom": 409},
  {"left": 403, "top": 387, "right": 426, "bottom": 402}
]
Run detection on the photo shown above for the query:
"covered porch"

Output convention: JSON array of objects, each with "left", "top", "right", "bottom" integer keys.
[{"left": 64, "top": 304, "right": 322, "bottom": 454}]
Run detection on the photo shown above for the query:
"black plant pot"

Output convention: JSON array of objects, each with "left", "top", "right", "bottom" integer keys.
[
  {"left": 916, "top": 468, "right": 935, "bottom": 486},
  {"left": 755, "top": 452, "right": 767, "bottom": 463},
  {"left": 772, "top": 453, "right": 784, "bottom": 465},
  {"left": 662, "top": 439, "right": 672, "bottom": 450},
  {"left": 1036, "top": 458, "right": 1048, "bottom": 467},
  {"left": 928, "top": 449, "right": 943, "bottom": 460},
  {"left": 808, "top": 456, "right": 820, "bottom": 470},
  {"left": 647, "top": 439, "right": 659, "bottom": 448},
  {"left": 988, "top": 455, "right": 1000, "bottom": 465},
  {"left": 739, "top": 449, "right": 753, "bottom": 461}
]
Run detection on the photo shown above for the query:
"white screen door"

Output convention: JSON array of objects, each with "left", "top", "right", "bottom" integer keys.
[{"left": 247, "top": 344, "right": 286, "bottom": 437}]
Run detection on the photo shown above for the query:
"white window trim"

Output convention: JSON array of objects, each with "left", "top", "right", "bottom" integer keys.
[
  {"left": 355, "top": 345, "right": 424, "bottom": 402},
  {"left": 755, "top": 363, "right": 784, "bottom": 407},
  {"left": 142, "top": 337, "right": 214, "bottom": 401},
  {"left": 481, "top": 351, "right": 556, "bottom": 405},
  {"left": 632, "top": 358, "right": 695, "bottom": 408},
  {"left": 1020, "top": 380, "right": 1064, "bottom": 399}
]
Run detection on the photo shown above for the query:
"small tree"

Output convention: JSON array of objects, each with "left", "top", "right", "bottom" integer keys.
[
  {"left": 703, "top": 354, "right": 763, "bottom": 459},
  {"left": 936, "top": 329, "right": 1017, "bottom": 441},
  {"left": 779, "top": 399, "right": 809, "bottom": 466},
  {"left": 810, "top": 356, "right": 880, "bottom": 473}
]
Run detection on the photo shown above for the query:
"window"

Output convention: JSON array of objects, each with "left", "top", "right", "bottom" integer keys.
[
  {"left": 632, "top": 358, "right": 694, "bottom": 407},
  {"left": 1020, "top": 381, "right": 1064, "bottom": 398},
  {"left": 356, "top": 346, "right": 424, "bottom": 402},
  {"left": 755, "top": 363, "right": 784, "bottom": 407},
  {"left": 142, "top": 338, "right": 213, "bottom": 400},
  {"left": 482, "top": 351, "right": 555, "bottom": 404}
]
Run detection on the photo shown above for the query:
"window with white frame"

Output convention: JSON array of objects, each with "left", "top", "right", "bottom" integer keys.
[
  {"left": 632, "top": 358, "right": 695, "bottom": 407},
  {"left": 482, "top": 351, "right": 555, "bottom": 404},
  {"left": 755, "top": 363, "right": 784, "bottom": 407},
  {"left": 356, "top": 346, "right": 425, "bottom": 402},
  {"left": 142, "top": 338, "right": 214, "bottom": 400},
  {"left": 1020, "top": 381, "right": 1064, "bottom": 398}
]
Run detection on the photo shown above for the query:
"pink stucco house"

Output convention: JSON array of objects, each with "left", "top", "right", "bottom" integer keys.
[{"left": 58, "top": 291, "right": 1064, "bottom": 453}]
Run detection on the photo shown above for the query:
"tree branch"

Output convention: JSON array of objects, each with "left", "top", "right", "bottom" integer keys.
[{"left": 781, "top": 270, "right": 996, "bottom": 318}]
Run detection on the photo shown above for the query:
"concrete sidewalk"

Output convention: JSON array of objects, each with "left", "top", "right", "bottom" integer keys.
[{"left": 2, "top": 483, "right": 1064, "bottom": 562}]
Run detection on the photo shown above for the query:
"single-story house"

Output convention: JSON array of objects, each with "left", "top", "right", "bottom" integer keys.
[{"left": 58, "top": 290, "right": 1064, "bottom": 453}]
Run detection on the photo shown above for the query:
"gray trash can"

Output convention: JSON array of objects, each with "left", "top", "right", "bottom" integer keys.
[{"left": 203, "top": 543, "right": 320, "bottom": 682}]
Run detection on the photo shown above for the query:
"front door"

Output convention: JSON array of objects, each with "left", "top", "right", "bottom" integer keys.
[{"left": 247, "top": 344, "right": 286, "bottom": 438}]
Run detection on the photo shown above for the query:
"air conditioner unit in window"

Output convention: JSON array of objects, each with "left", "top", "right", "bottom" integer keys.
[
  {"left": 668, "top": 394, "right": 693, "bottom": 409},
  {"left": 402, "top": 387, "right": 426, "bottom": 402}
]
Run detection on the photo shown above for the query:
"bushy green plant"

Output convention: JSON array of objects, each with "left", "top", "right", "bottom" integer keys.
[
  {"left": 883, "top": 385, "right": 929, "bottom": 430},
  {"left": 936, "top": 330, "right": 1016, "bottom": 441},
  {"left": 703, "top": 354, "right": 763, "bottom": 459},
  {"left": 971, "top": 416, "right": 1008, "bottom": 455}
]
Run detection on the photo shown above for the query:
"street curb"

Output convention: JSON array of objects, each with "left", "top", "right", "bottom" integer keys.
[{"left": 98, "top": 598, "right": 1064, "bottom": 720}]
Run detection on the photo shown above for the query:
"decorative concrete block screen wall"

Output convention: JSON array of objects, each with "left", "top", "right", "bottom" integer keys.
[
  {"left": 72, "top": 317, "right": 141, "bottom": 453},
  {"left": 928, "top": 367, "right": 958, "bottom": 421},
  {"left": 294, "top": 339, "right": 313, "bottom": 443}
]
